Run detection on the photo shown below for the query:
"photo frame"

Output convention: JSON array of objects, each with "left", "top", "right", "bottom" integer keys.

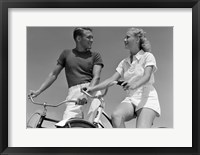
[{"left": 0, "top": 0, "right": 199, "bottom": 155}]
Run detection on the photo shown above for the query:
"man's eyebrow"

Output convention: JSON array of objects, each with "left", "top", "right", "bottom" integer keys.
[{"left": 87, "top": 35, "right": 93, "bottom": 38}]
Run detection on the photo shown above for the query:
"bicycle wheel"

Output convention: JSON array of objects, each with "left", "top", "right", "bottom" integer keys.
[
  {"left": 63, "top": 119, "right": 96, "bottom": 128},
  {"left": 27, "top": 112, "right": 42, "bottom": 128},
  {"left": 100, "top": 111, "right": 112, "bottom": 128}
]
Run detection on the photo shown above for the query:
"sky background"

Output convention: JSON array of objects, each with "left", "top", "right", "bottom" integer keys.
[{"left": 27, "top": 27, "right": 173, "bottom": 128}]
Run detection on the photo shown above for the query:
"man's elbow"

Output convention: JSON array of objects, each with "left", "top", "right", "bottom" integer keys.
[
  {"left": 94, "top": 76, "right": 101, "bottom": 83},
  {"left": 50, "top": 72, "right": 58, "bottom": 80}
]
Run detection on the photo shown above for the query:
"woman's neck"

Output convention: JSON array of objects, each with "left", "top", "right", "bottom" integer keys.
[
  {"left": 129, "top": 46, "right": 140, "bottom": 55},
  {"left": 129, "top": 49, "right": 140, "bottom": 63}
]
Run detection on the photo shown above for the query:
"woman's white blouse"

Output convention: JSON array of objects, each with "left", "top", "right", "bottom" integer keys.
[
  {"left": 116, "top": 50, "right": 158, "bottom": 96},
  {"left": 116, "top": 50, "right": 157, "bottom": 86}
]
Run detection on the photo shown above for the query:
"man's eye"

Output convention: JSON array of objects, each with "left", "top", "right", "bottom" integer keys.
[{"left": 125, "top": 36, "right": 129, "bottom": 39}]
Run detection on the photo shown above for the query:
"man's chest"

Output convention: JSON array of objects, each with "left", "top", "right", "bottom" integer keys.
[{"left": 65, "top": 53, "right": 93, "bottom": 70}]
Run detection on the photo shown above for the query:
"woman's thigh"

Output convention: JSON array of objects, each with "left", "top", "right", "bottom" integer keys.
[
  {"left": 112, "top": 102, "right": 135, "bottom": 122},
  {"left": 136, "top": 108, "right": 156, "bottom": 128}
]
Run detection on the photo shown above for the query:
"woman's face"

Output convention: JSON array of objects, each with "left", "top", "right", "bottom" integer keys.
[{"left": 124, "top": 31, "right": 139, "bottom": 50}]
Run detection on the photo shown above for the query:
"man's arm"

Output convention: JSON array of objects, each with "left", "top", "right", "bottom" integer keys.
[
  {"left": 29, "top": 64, "right": 64, "bottom": 98},
  {"left": 89, "top": 65, "right": 102, "bottom": 87}
]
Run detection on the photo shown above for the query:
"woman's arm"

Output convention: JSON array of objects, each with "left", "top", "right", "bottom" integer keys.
[
  {"left": 128, "top": 66, "right": 153, "bottom": 90},
  {"left": 87, "top": 71, "right": 121, "bottom": 93}
]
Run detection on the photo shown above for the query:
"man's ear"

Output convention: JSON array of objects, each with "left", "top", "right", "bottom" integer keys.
[{"left": 77, "top": 36, "right": 81, "bottom": 42}]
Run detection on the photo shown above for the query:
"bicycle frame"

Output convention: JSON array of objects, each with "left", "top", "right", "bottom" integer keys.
[
  {"left": 27, "top": 81, "right": 124, "bottom": 128},
  {"left": 80, "top": 88, "right": 112, "bottom": 128},
  {"left": 27, "top": 94, "right": 111, "bottom": 128},
  {"left": 80, "top": 80, "right": 125, "bottom": 127},
  {"left": 27, "top": 96, "right": 80, "bottom": 128}
]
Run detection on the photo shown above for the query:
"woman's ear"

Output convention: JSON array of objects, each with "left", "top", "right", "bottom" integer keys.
[{"left": 136, "top": 38, "right": 140, "bottom": 45}]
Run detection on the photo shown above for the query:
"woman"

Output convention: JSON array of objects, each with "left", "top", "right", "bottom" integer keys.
[{"left": 85, "top": 27, "right": 161, "bottom": 128}]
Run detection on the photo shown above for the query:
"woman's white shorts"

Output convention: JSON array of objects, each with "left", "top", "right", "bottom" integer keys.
[{"left": 121, "top": 85, "right": 161, "bottom": 117}]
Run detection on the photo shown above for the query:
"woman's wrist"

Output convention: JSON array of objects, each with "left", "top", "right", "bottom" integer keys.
[
  {"left": 87, "top": 86, "right": 96, "bottom": 93},
  {"left": 92, "top": 86, "right": 98, "bottom": 92},
  {"left": 130, "top": 83, "right": 138, "bottom": 90}
]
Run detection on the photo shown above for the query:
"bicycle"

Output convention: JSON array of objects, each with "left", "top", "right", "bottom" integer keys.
[{"left": 27, "top": 81, "right": 124, "bottom": 128}]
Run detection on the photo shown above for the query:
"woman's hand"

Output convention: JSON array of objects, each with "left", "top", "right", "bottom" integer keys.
[
  {"left": 82, "top": 86, "right": 95, "bottom": 94},
  {"left": 85, "top": 86, "right": 95, "bottom": 94},
  {"left": 121, "top": 81, "right": 138, "bottom": 91}
]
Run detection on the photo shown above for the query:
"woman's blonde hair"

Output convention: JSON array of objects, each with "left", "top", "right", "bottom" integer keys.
[{"left": 128, "top": 27, "right": 151, "bottom": 52}]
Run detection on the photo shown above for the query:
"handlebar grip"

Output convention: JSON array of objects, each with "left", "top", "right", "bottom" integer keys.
[
  {"left": 82, "top": 87, "right": 87, "bottom": 91},
  {"left": 117, "top": 80, "right": 125, "bottom": 86}
]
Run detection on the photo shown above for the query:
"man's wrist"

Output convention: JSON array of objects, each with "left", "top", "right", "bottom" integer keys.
[{"left": 37, "top": 90, "right": 42, "bottom": 95}]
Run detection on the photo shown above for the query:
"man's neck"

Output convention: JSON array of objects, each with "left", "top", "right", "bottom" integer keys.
[{"left": 75, "top": 46, "right": 87, "bottom": 52}]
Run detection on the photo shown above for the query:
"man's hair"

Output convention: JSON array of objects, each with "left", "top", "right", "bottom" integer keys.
[{"left": 73, "top": 27, "right": 92, "bottom": 41}]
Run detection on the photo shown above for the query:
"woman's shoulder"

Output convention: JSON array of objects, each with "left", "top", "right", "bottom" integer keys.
[
  {"left": 117, "top": 58, "right": 128, "bottom": 67},
  {"left": 144, "top": 52, "right": 156, "bottom": 59},
  {"left": 144, "top": 51, "right": 153, "bottom": 56},
  {"left": 120, "top": 57, "right": 128, "bottom": 63}
]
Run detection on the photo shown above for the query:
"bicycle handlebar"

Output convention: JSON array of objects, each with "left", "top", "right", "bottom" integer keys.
[
  {"left": 81, "top": 80, "right": 124, "bottom": 99},
  {"left": 28, "top": 95, "right": 77, "bottom": 107},
  {"left": 28, "top": 81, "right": 124, "bottom": 107},
  {"left": 81, "top": 88, "right": 108, "bottom": 99}
]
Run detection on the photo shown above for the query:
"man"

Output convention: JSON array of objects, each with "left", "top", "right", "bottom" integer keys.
[{"left": 29, "top": 27, "right": 104, "bottom": 127}]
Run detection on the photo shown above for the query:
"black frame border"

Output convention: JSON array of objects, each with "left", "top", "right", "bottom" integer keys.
[{"left": 0, "top": 0, "right": 199, "bottom": 155}]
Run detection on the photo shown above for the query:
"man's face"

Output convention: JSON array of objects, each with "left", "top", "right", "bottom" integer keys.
[{"left": 79, "top": 30, "right": 94, "bottom": 50}]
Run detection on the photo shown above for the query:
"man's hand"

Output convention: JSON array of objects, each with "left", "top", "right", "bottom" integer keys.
[{"left": 28, "top": 90, "right": 40, "bottom": 98}]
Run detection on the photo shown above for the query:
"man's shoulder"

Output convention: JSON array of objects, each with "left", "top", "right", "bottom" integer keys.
[
  {"left": 62, "top": 49, "right": 72, "bottom": 53},
  {"left": 60, "top": 49, "right": 72, "bottom": 56},
  {"left": 90, "top": 50, "right": 101, "bottom": 56}
]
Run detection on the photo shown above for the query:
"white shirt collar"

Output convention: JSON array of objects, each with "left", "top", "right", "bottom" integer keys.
[
  {"left": 135, "top": 50, "right": 145, "bottom": 60},
  {"left": 125, "top": 50, "right": 145, "bottom": 64}
]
